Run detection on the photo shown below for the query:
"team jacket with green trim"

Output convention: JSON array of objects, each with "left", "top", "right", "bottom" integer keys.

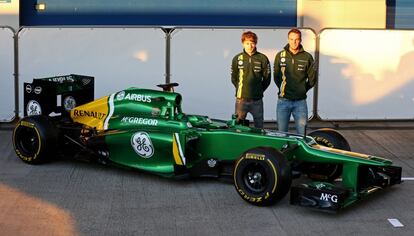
[
  {"left": 231, "top": 50, "right": 271, "bottom": 100},
  {"left": 273, "top": 44, "right": 317, "bottom": 100}
]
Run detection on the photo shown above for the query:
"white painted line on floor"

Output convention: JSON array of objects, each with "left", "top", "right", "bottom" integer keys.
[
  {"left": 388, "top": 219, "right": 404, "bottom": 227},
  {"left": 336, "top": 177, "right": 413, "bottom": 181}
]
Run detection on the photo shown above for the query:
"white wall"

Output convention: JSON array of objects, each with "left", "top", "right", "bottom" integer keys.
[
  {"left": 170, "top": 28, "right": 316, "bottom": 120},
  {"left": 0, "top": 27, "right": 15, "bottom": 121},
  {"left": 318, "top": 29, "right": 414, "bottom": 120},
  {"left": 18, "top": 27, "right": 165, "bottom": 117},
  {"left": 3, "top": 27, "right": 414, "bottom": 121}
]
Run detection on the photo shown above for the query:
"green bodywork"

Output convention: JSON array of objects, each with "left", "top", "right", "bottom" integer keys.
[{"left": 68, "top": 86, "right": 399, "bottom": 209}]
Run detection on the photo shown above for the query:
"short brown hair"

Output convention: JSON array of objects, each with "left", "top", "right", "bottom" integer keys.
[
  {"left": 241, "top": 31, "right": 257, "bottom": 43},
  {"left": 288, "top": 28, "right": 302, "bottom": 39}
]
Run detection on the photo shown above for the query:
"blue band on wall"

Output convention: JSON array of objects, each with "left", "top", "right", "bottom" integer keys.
[{"left": 20, "top": 0, "right": 297, "bottom": 27}]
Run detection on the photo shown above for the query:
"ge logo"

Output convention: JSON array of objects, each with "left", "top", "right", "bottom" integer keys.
[
  {"left": 26, "top": 100, "right": 42, "bottom": 116},
  {"left": 131, "top": 132, "right": 154, "bottom": 158}
]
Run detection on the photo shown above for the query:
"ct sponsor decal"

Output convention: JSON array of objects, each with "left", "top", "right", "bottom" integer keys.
[
  {"left": 121, "top": 117, "right": 158, "bottom": 126},
  {"left": 281, "top": 57, "right": 286, "bottom": 63},
  {"left": 25, "top": 84, "right": 32, "bottom": 93},
  {"left": 63, "top": 96, "right": 76, "bottom": 111},
  {"left": 131, "top": 132, "right": 154, "bottom": 158},
  {"left": 238, "top": 60, "right": 243, "bottom": 65},
  {"left": 34, "top": 86, "right": 42, "bottom": 94},
  {"left": 26, "top": 100, "right": 42, "bottom": 116}
]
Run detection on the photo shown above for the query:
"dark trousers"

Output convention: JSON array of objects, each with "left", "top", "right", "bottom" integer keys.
[{"left": 235, "top": 98, "right": 264, "bottom": 128}]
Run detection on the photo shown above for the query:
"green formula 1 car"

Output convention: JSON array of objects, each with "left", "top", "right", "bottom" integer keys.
[{"left": 12, "top": 75, "right": 402, "bottom": 212}]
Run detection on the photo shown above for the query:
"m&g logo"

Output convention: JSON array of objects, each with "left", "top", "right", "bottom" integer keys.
[{"left": 320, "top": 193, "right": 338, "bottom": 203}]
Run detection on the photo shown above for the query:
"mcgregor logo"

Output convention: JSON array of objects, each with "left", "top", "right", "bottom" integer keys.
[
  {"left": 131, "top": 132, "right": 154, "bottom": 158},
  {"left": 121, "top": 117, "right": 158, "bottom": 126}
]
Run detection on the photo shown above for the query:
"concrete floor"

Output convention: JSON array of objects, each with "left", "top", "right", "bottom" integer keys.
[{"left": 1, "top": 128, "right": 413, "bottom": 236}]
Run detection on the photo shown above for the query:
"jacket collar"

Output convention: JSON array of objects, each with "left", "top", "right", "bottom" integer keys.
[
  {"left": 243, "top": 49, "right": 257, "bottom": 57},
  {"left": 283, "top": 44, "right": 304, "bottom": 55}
]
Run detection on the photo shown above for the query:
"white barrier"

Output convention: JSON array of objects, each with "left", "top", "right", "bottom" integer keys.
[
  {"left": 170, "top": 28, "right": 316, "bottom": 120},
  {"left": 318, "top": 29, "right": 414, "bottom": 120},
  {"left": 8, "top": 27, "right": 414, "bottom": 121},
  {"left": 18, "top": 27, "right": 165, "bottom": 117},
  {"left": 0, "top": 27, "right": 15, "bottom": 121}
]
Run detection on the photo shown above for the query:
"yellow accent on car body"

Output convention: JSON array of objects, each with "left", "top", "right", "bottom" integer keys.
[{"left": 70, "top": 96, "right": 109, "bottom": 130}]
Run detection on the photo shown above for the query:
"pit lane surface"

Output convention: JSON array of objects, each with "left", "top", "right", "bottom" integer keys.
[{"left": 1, "top": 129, "right": 413, "bottom": 236}]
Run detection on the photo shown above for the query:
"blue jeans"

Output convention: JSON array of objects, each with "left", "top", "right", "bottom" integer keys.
[
  {"left": 235, "top": 98, "right": 264, "bottom": 128},
  {"left": 277, "top": 98, "right": 308, "bottom": 135}
]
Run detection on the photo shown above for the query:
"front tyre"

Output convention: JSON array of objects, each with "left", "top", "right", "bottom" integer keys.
[
  {"left": 233, "top": 147, "right": 291, "bottom": 206},
  {"left": 12, "top": 115, "right": 58, "bottom": 164},
  {"left": 305, "top": 128, "right": 351, "bottom": 181}
]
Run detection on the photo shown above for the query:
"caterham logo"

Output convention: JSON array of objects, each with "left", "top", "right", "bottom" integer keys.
[
  {"left": 131, "top": 132, "right": 154, "bottom": 158},
  {"left": 207, "top": 159, "right": 217, "bottom": 168}
]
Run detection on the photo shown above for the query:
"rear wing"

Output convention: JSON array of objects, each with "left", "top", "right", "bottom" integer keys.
[{"left": 24, "top": 74, "right": 94, "bottom": 118}]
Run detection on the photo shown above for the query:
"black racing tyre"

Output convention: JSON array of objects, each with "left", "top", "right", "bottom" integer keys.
[
  {"left": 309, "top": 128, "right": 351, "bottom": 151},
  {"left": 12, "top": 115, "right": 58, "bottom": 164},
  {"left": 233, "top": 147, "right": 291, "bottom": 206},
  {"left": 305, "top": 128, "right": 351, "bottom": 181}
]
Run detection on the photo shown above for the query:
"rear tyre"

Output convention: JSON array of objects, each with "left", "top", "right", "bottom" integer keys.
[
  {"left": 305, "top": 128, "right": 351, "bottom": 181},
  {"left": 13, "top": 115, "right": 58, "bottom": 164},
  {"left": 233, "top": 147, "right": 291, "bottom": 206}
]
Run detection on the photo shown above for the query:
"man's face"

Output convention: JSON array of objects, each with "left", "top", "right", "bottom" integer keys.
[
  {"left": 288, "top": 32, "right": 301, "bottom": 51},
  {"left": 243, "top": 39, "right": 256, "bottom": 55}
]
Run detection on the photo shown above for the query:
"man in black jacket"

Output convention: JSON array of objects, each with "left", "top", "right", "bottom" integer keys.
[
  {"left": 231, "top": 31, "right": 271, "bottom": 128},
  {"left": 274, "top": 28, "right": 317, "bottom": 134}
]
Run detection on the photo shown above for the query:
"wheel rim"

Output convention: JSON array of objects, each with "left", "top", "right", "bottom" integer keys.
[
  {"left": 242, "top": 163, "right": 268, "bottom": 194},
  {"left": 16, "top": 126, "right": 39, "bottom": 156}
]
